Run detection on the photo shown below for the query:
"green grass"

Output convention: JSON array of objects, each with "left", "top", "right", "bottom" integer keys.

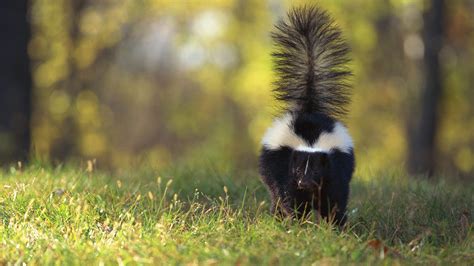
[{"left": 0, "top": 163, "right": 473, "bottom": 265}]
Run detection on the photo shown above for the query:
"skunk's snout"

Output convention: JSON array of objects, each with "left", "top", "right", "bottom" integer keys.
[{"left": 297, "top": 178, "right": 316, "bottom": 190}]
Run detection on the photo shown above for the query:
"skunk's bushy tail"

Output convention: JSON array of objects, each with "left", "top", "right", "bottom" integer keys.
[{"left": 272, "top": 6, "right": 351, "bottom": 118}]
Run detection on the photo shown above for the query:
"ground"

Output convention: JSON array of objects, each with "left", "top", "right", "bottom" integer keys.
[{"left": 0, "top": 163, "right": 473, "bottom": 265}]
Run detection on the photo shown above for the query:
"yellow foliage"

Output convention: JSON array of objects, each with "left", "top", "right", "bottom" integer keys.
[{"left": 28, "top": 0, "right": 474, "bottom": 176}]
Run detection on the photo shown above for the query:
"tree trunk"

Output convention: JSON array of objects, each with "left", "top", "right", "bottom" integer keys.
[
  {"left": 0, "top": 1, "right": 32, "bottom": 164},
  {"left": 408, "top": 0, "right": 444, "bottom": 176}
]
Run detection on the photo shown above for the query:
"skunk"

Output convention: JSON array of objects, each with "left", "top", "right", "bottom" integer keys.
[{"left": 259, "top": 6, "right": 355, "bottom": 226}]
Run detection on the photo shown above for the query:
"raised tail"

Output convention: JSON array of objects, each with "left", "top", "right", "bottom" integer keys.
[{"left": 272, "top": 6, "right": 352, "bottom": 118}]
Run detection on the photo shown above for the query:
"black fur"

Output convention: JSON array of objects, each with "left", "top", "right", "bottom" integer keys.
[
  {"left": 259, "top": 132, "right": 354, "bottom": 226},
  {"left": 272, "top": 5, "right": 351, "bottom": 118},
  {"left": 259, "top": 6, "right": 355, "bottom": 226}
]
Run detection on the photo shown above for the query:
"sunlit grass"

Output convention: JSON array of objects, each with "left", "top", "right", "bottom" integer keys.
[{"left": 0, "top": 163, "right": 472, "bottom": 265}]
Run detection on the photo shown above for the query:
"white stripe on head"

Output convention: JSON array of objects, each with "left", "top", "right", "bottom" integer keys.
[{"left": 304, "top": 156, "right": 310, "bottom": 175}]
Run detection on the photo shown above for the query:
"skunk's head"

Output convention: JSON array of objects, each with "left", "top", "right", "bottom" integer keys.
[{"left": 289, "top": 150, "right": 330, "bottom": 191}]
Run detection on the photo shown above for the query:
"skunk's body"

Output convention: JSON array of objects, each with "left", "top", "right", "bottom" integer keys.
[{"left": 259, "top": 6, "right": 355, "bottom": 226}]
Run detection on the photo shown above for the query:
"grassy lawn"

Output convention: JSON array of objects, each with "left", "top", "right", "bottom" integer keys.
[{"left": 0, "top": 163, "right": 472, "bottom": 265}]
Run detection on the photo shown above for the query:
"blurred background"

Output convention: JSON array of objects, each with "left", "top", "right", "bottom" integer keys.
[{"left": 0, "top": 0, "right": 473, "bottom": 179}]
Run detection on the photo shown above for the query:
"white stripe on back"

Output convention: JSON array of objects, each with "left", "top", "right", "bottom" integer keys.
[{"left": 261, "top": 113, "right": 353, "bottom": 153}]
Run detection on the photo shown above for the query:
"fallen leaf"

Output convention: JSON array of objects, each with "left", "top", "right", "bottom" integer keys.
[
  {"left": 367, "top": 239, "right": 389, "bottom": 253},
  {"left": 367, "top": 239, "right": 403, "bottom": 259}
]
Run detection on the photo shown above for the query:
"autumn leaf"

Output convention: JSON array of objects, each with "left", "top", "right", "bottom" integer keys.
[{"left": 367, "top": 239, "right": 402, "bottom": 259}]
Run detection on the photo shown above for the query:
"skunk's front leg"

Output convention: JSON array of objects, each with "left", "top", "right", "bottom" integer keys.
[
  {"left": 259, "top": 147, "right": 295, "bottom": 217},
  {"left": 268, "top": 186, "right": 294, "bottom": 217},
  {"left": 324, "top": 150, "right": 355, "bottom": 226}
]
